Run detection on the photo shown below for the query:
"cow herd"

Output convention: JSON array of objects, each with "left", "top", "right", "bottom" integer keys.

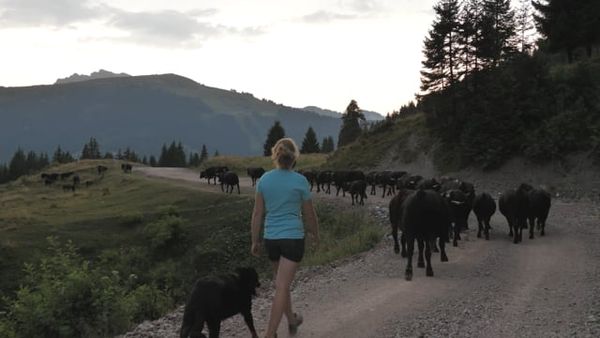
[{"left": 40, "top": 163, "right": 135, "bottom": 193}]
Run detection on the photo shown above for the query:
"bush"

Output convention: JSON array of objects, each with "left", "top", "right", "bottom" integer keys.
[
  {"left": 142, "top": 215, "right": 186, "bottom": 252},
  {"left": 0, "top": 238, "right": 173, "bottom": 338},
  {"left": 119, "top": 212, "right": 144, "bottom": 227}
]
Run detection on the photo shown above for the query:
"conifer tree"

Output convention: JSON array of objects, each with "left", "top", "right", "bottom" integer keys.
[
  {"left": 479, "top": 0, "right": 517, "bottom": 66},
  {"left": 214, "top": 149, "right": 220, "bottom": 157},
  {"left": 263, "top": 121, "right": 286, "bottom": 156},
  {"left": 337, "top": 100, "right": 365, "bottom": 148},
  {"left": 149, "top": 155, "right": 157, "bottom": 167},
  {"left": 515, "top": 0, "right": 535, "bottom": 53},
  {"left": 53, "top": 146, "right": 64, "bottom": 164},
  {"left": 421, "top": 0, "right": 462, "bottom": 93},
  {"left": 200, "top": 145, "right": 208, "bottom": 163},
  {"left": 9, "top": 148, "right": 27, "bottom": 180},
  {"left": 301, "top": 127, "right": 320, "bottom": 154}
]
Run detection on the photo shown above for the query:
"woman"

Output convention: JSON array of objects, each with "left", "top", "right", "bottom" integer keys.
[{"left": 250, "top": 138, "right": 320, "bottom": 338}]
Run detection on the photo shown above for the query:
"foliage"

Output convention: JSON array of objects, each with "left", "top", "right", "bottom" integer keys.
[
  {"left": 0, "top": 148, "right": 50, "bottom": 184},
  {"left": 263, "top": 121, "right": 286, "bottom": 156},
  {"left": 533, "top": 0, "right": 600, "bottom": 62},
  {"left": 337, "top": 100, "right": 365, "bottom": 148},
  {"left": 81, "top": 137, "right": 102, "bottom": 160},
  {"left": 158, "top": 141, "right": 187, "bottom": 167},
  {"left": 0, "top": 237, "right": 171, "bottom": 338},
  {"left": 300, "top": 127, "right": 320, "bottom": 154},
  {"left": 320, "top": 136, "right": 335, "bottom": 153},
  {"left": 52, "top": 146, "right": 75, "bottom": 164}
]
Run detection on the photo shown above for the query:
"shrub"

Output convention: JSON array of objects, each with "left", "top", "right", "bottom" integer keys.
[{"left": 142, "top": 215, "right": 186, "bottom": 252}]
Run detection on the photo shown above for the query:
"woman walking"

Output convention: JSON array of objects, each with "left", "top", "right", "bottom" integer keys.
[{"left": 250, "top": 138, "right": 320, "bottom": 338}]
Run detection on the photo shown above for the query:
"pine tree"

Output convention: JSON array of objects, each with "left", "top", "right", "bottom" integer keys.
[
  {"left": 515, "top": 0, "right": 535, "bottom": 53},
  {"left": 159, "top": 144, "right": 168, "bottom": 166},
  {"left": 104, "top": 152, "right": 114, "bottom": 159},
  {"left": 421, "top": 0, "right": 462, "bottom": 93},
  {"left": 81, "top": 144, "right": 91, "bottom": 159},
  {"left": 214, "top": 149, "right": 220, "bottom": 157},
  {"left": 142, "top": 156, "right": 148, "bottom": 165},
  {"left": 149, "top": 155, "right": 157, "bottom": 167},
  {"left": 0, "top": 164, "right": 9, "bottom": 184},
  {"left": 9, "top": 148, "right": 27, "bottom": 180},
  {"left": 321, "top": 136, "right": 335, "bottom": 153},
  {"left": 301, "top": 127, "right": 320, "bottom": 154},
  {"left": 53, "top": 146, "right": 64, "bottom": 164},
  {"left": 200, "top": 145, "right": 208, "bottom": 163},
  {"left": 479, "top": 0, "right": 517, "bottom": 66},
  {"left": 263, "top": 121, "right": 286, "bottom": 156},
  {"left": 459, "top": 0, "right": 484, "bottom": 79},
  {"left": 337, "top": 100, "right": 365, "bottom": 148}
]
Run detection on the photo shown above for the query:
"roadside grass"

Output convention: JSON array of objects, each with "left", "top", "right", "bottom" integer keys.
[
  {"left": 199, "top": 153, "right": 328, "bottom": 174},
  {"left": 0, "top": 158, "right": 383, "bottom": 336},
  {"left": 324, "top": 114, "right": 429, "bottom": 170}
]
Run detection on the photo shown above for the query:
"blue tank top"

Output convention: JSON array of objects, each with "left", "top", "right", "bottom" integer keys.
[{"left": 256, "top": 169, "right": 312, "bottom": 239}]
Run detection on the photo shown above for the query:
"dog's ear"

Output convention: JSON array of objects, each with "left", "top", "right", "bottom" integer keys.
[{"left": 236, "top": 267, "right": 260, "bottom": 288}]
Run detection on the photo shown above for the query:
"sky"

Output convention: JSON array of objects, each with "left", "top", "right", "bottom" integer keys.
[{"left": 0, "top": 0, "right": 437, "bottom": 114}]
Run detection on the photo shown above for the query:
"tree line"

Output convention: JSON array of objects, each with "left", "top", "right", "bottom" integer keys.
[
  {"left": 0, "top": 138, "right": 218, "bottom": 184},
  {"left": 418, "top": 0, "right": 600, "bottom": 168},
  {"left": 263, "top": 122, "right": 335, "bottom": 156}
]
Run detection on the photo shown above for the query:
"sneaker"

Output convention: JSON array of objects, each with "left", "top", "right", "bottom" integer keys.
[{"left": 288, "top": 313, "right": 303, "bottom": 335}]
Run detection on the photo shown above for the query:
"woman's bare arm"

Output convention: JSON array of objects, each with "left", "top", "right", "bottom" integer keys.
[
  {"left": 302, "top": 199, "right": 319, "bottom": 241},
  {"left": 250, "top": 193, "right": 265, "bottom": 256}
]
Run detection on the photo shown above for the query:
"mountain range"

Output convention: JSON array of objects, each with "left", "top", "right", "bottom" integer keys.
[{"left": 0, "top": 72, "right": 383, "bottom": 162}]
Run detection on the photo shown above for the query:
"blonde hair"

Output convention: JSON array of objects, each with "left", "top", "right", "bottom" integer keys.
[{"left": 271, "top": 138, "right": 300, "bottom": 169}]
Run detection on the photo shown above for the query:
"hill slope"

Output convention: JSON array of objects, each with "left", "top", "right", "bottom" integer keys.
[{"left": 0, "top": 74, "right": 341, "bottom": 161}]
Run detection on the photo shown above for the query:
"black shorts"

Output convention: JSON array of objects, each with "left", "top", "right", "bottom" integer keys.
[{"left": 264, "top": 238, "right": 305, "bottom": 263}]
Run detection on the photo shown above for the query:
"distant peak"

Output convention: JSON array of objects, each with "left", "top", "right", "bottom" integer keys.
[{"left": 55, "top": 69, "right": 131, "bottom": 85}]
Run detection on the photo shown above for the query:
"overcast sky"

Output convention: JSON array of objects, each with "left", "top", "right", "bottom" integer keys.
[{"left": 0, "top": 0, "right": 436, "bottom": 114}]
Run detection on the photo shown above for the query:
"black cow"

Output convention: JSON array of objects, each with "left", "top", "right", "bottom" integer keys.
[
  {"left": 220, "top": 172, "right": 240, "bottom": 194},
  {"left": 200, "top": 166, "right": 229, "bottom": 185},
  {"left": 299, "top": 170, "right": 317, "bottom": 191},
  {"left": 388, "top": 189, "right": 413, "bottom": 256},
  {"left": 473, "top": 192, "right": 496, "bottom": 240},
  {"left": 84, "top": 180, "right": 94, "bottom": 187},
  {"left": 499, "top": 183, "right": 532, "bottom": 244},
  {"left": 402, "top": 189, "right": 450, "bottom": 280},
  {"left": 121, "top": 163, "right": 132, "bottom": 173},
  {"left": 62, "top": 184, "right": 75, "bottom": 192},
  {"left": 73, "top": 174, "right": 81, "bottom": 186},
  {"left": 417, "top": 178, "right": 441, "bottom": 192},
  {"left": 60, "top": 172, "right": 75, "bottom": 180},
  {"left": 344, "top": 180, "right": 368, "bottom": 206},
  {"left": 333, "top": 171, "right": 365, "bottom": 197},
  {"left": 316, "top": 170, "right": 333, "bottom": 194},
  {"left": 246, "top": 167, "right": 265, "bottom": 187},
  {"left": 443, "top": 189, "right": 470, "bottom": 247},
  {"left": 97, "top": 165, "right": 108, "bottom": 175},
  {"left": 401, "top": 175, "right": 423, "bottom": 190},
  {"left": 180, "top": 267, "right": 260, "bottom": 338},
  {"left": 381, "top": 171, "right": 407, "bottom": 197},
  {"left": 440, "top": 179, "right": 475, "bottom": 229},
  {"left": 366, "top": 171, "right": 379, "bottom": 196},
  {"left": 44, "top": 179, "right": 54, "bottom": 186},
  {"left": 527, "top": 187, "right": 551, "bottom": 239}
]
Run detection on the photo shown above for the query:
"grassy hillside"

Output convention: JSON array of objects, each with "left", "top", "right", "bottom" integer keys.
[
  {"left": 324, "top": 114, "right": 431, "bottom": 170},
  {"left": 0, "top": 159, "right": 382, "bottom": 337},
  {"left": 200, "top": 153, "right": 328, "bottom": 174}
]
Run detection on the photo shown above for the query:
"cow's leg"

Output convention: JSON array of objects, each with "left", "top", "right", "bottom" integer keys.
[
  {"left": 417, "top": 238, "right": 425, "bottom": 268},
  {"left": 453, "top": 222, "right": 459, "bottom": 247},
  {"left": 528, "top": 216, "right": 535, "bottom": 239},
  {"left": 392, "top": 223, "right": 400, "bottom": 254},
  {"left": 540, "top": 216, "right": 547, "bottom": 236},
  {"left": 477, "top": 216, "right": 483, "bottom": 238},
  {"left": 400, "top": 233, "right": 407, "bottom": 257},
  {"left": 425, "top": 239, "right": 433, "bottom": 277},
  {"left": 405, "top": 236, "right": 414, "bottom": 281},
  {"left": 381, "top": 185, "right": 386, "bottom": 198},
  {"left": 439, "top": 237, "right": 448, "bottom": 262},
  {"left": 237, "top": 184, "right": 240, "bottom": 194},
  {"left": 206, "top": 318, "right": 221, "bottom": 338},
  {"left": 484, "top": 217, "right": 491, "bottom": 240},
  {"left": 508, "top": 217, "right": 514, "bottom": 237}
]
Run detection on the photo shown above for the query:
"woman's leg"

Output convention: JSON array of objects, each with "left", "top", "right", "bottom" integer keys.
[{"left": 265, "top": 257, "right": 298, "bottom": 338}]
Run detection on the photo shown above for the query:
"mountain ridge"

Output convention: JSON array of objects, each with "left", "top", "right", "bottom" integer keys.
[{"left": 0, "top": 73, "right": 342, "bottom": 162}]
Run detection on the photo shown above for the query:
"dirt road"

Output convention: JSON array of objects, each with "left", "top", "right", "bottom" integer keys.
[{"left": 126, "top": 167, "right": 600, "bottom": 338}]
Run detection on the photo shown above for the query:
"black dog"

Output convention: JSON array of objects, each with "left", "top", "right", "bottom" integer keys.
[{"left": 180, "top": 267, "right": 261, "bottom": 338}]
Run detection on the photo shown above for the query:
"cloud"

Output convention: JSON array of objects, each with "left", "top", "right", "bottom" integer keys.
[
  {"left": 0, "top": 0, "right": 107, "bottom": 27},
  {"left": 302, "top": 10, "right": 356, "bottom": 23},
  {"left": 346, "top": 0, "right": 384, "bottom": 13},
  {"left": 0, "top": 1, "right": 264, "bottom": 48}
]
